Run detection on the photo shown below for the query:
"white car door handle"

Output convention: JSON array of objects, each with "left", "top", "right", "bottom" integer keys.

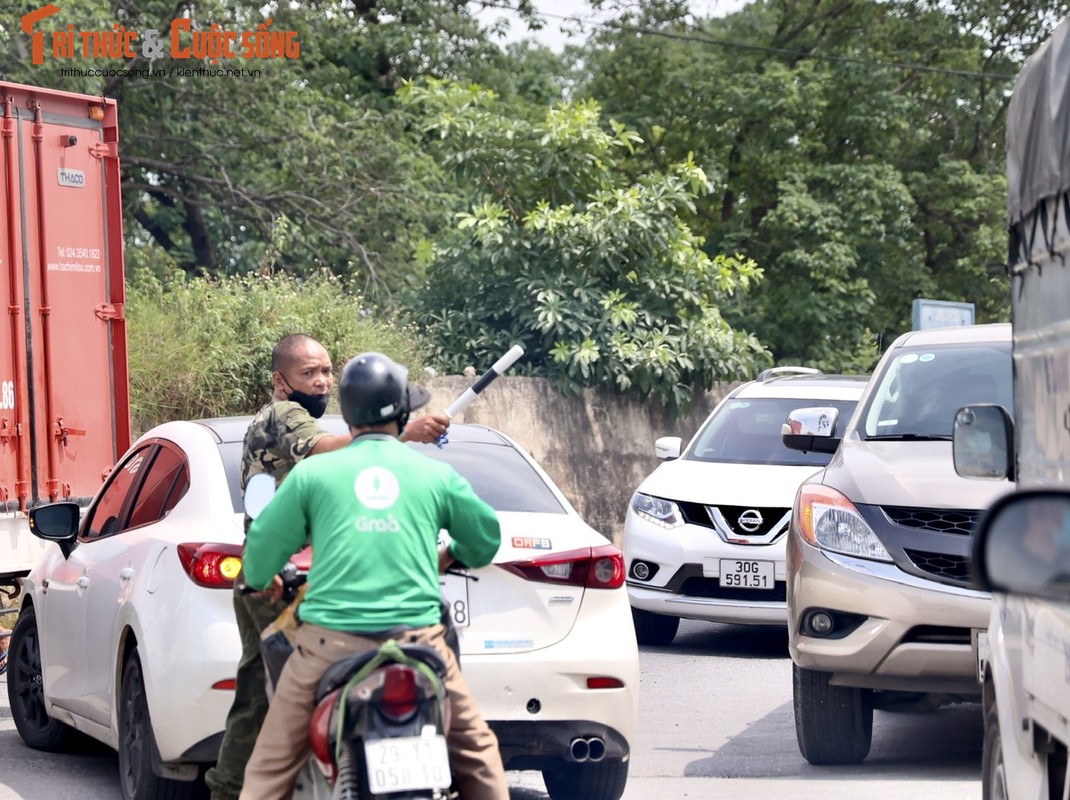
[
  {"left": 119, "top": 567, "right": 134, "bottom": 581},
  {"left": 76, "top": 576, "right": 90, "bottom": 589}
]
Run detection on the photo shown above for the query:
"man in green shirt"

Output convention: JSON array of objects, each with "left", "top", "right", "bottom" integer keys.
[
  {"left": 238, "top": 351, "right": 507, "bottom": 800},
  {"left": 206, "top": 335, "right": 449, "bottom": 800}
]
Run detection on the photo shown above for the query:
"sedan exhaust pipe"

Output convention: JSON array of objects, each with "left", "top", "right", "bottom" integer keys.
[
  {"left": 569, "top": 736, "right": 606, "bottom": 762},
  {"left": 586, "top": 736, "right": 606, "bottom": 762},
  {"left": 569, "top": 738, "right": 590, "bottom": 762}
]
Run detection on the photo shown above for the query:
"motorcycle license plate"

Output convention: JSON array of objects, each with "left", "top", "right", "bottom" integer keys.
[
  {"left": 364, "top": 734, "right": 451, "bottom": 793},
  {"left": 439, "top": 572, "right": 471, "bottom": 628}
]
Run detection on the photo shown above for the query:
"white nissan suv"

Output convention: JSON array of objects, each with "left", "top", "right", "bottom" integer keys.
[{"left": 623, "top": 368, "right": 867, "bottom": 645}]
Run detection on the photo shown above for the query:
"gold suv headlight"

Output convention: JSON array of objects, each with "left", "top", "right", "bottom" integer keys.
[{"left": 795, "top": 484, "right": 892, "bottom": 562}]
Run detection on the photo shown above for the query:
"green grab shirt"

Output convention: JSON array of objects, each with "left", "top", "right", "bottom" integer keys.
[{"left": 242, "top": 434, "right": 501, "bottom": 632}]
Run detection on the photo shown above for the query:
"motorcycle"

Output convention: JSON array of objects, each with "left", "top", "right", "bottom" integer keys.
[{"left": 244, "top": 473, "right": 458, "bottom": 800}]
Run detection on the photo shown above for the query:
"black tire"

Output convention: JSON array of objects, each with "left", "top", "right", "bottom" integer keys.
[
  {"left": 118, "top": 650, "right": 202, "bottom": 800},
  {"left": 631, "top": 608, "right": 679, "bottom": 646},
  {"left": 792, "top": 663, "right": 873, "bottom": 765},
  {"left": 981, "top": 705, "right": 1008, "bottom": 800},
  {"left": 7, "top": 606, "right": 75, "bottom": 751},
  {"left": 542, "top": 758, "right": 628, "bottom": 800}
]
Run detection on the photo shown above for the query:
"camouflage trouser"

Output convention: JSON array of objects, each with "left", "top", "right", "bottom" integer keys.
[{"left": 205, "top": 583, "right": 286, "bottom": 800}]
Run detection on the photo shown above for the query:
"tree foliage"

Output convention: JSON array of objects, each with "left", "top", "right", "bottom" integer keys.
[
  {"left": 575, "top": 0, "right": 1066, "bottom": 369},
  {"left": 401, "top": 80, "right": 769, "bottom": 412},
  {"left": 125, "top": 254, "right": 430, "bottom": 432},
  {"left": 0, "top": 0, "right": 541, "bottom": 294},
  {"left": 3, "top": 0, "right": 1066, "bottom": 414}
]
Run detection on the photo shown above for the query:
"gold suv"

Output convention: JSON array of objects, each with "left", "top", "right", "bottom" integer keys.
[{"left": 783, "top": 323, "right": 1013, "bottom": 764}]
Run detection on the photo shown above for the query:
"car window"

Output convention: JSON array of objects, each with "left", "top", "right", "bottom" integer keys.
[
  {"left": 862, "top": 342, "right": 1012, "bottom": 438},
  {"left": 127, "top": 444, "right": 190, "bottom": 529},
  {"left": 412, "top": 441, "right": 566, "bottom": 514},
  {"left": 219, "top": 440, "right": 244, "bottom": 513},
  {"left": 686, "top": 397, "right": 860, "bottom": 466},
  {"left": 82, "top": 444, "right": 154, "bottom": 540}
]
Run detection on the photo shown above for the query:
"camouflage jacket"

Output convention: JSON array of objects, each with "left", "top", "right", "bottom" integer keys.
[{"left": 240, "top": 400, "right": 328, "bottom": 493}]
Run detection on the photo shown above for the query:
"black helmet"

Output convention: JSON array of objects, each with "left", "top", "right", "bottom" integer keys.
[{"left": 339, "top": 352, "right": 431, "bottom": 428}]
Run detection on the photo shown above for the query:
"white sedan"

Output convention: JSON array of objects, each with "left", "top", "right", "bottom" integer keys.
[{"left": 7, "top": 417, "right": 638, "bottom": 800}]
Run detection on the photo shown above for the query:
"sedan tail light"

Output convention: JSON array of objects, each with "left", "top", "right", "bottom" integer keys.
[
  {"left": 176, "top": 542, "right": 244, "bottom": 588},
  {"left": 500, "top": 545, "right": 625, "bottom": 589}
]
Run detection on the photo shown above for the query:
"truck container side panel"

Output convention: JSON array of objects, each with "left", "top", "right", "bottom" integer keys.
[
  {"left": 18, "top": 91, "right": 126, "bottom": 506},
  {"left": 14, "top": 101, "right": 42, "bottom": 507},
  {"left": 0, "top": 94, "right": 31, "bottom": 513},
  {"left": 0, "top": 84, "right": 130, "bottom": 519}
]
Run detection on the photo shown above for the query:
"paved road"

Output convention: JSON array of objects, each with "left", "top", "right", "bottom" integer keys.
[{"left": 0, "top": 620, "right": 982, "bottom": 799}]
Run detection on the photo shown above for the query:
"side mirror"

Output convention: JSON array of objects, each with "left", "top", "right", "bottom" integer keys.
[
  {"left": 28, "top": 502, "right": 80, "bottom": 542},
  {"left": 973, "top": 489, "right": 1070, "bottom": 601},
  {"left": 654, "top": 436, "right": 682, "bottom": 460},
  {"left": 953, "top": 404, "right": 1014, "bottom": 481},
  {"left": 782, "top": 407, "right": 841, "bottom": 454},
  {"left": 244, "top": 473, "right": 276, "bottom": 520}
]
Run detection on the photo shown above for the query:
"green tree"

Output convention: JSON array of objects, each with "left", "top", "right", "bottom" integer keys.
[
  {"left": 575, "top": 0, "right": 1066, "bottom": 368},
  {"left": 401, "top": 80, "right": 769, "bottom": 412},
  {"left": 0, "top": 0, "right": 540, "bottom": 294},
  {"left": 125, "top": 256, "right": 429, "bottom": 430}
]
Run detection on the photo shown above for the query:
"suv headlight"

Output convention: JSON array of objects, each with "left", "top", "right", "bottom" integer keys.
[
  {"left": 794, "top": 484, "right": 892, "bottom": 562},
  {"left": 631, "top": 492, "right": 683, "bottom": 529}
]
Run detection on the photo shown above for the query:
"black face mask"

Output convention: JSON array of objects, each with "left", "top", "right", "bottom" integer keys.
[{"left": 287, "top": 388, "right": 329, "bottom": 419}]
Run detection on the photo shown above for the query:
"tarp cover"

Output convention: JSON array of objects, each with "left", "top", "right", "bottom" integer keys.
[{"left": 1007, "top": 16, "right": 1070, "bottom": 221}]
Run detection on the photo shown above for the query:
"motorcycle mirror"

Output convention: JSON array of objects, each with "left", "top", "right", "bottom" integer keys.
[{"left": 244, "top": 473, "right": 276, "bottom": 519}]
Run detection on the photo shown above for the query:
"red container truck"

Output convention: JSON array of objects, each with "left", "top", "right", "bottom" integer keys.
[{"left": 0, "top": 80, "right": 130, "bottom": 590}]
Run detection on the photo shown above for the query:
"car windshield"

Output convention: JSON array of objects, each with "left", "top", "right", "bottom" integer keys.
[
  {"left": 686, "top": 397, "right": 860, "bottom": 467},
  {"left": 220, "top": 439, "right": 566, "bottom": 515},
  {"left": 861, "top": 341, "right": 1012, "bottom": 439}
]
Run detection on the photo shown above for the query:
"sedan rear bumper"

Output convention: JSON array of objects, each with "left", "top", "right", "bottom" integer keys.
[{"left": 490, "top": 720, "right": 629, "bottom": 770}]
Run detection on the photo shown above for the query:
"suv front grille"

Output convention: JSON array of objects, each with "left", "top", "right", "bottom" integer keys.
[
  {"left": 903, "top": 549, "right": 971, "bottom": 582},
  {"left": 678, "top": 501, "right": 715, "bottom": 529},
  {"left": 678, "top": 501, "right": 789, "bottom": 538},
  {"left": 883, "top": 507, "right": 980, "bottom": 536}
]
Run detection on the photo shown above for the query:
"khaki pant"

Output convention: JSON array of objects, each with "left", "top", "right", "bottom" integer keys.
[{"left": 239, "top": 622, "right": 508, "bottom": 800}]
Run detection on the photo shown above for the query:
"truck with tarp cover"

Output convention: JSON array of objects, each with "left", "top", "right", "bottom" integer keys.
[{"left": 957, "top": 16, "right": 1070, "bottom": 800}]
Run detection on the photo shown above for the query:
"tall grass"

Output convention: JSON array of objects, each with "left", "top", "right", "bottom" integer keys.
[{"left": 126, "top": 266, "right": 430, "bottom": 433}]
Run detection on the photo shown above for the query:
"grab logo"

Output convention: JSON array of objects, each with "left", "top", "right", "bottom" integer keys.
[{"left": 354, "top": 467, "right": 399, "bottom": 510}]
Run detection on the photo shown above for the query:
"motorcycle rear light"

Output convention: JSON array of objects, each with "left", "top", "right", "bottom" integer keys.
[
  {"left": 309, "top": 688, "right": 341, "bottom": 776},
  {"left": 500, "top": 545, "right": 625, "bottom": 589},
  {"left": 212, "top": 679, "right": 237, "bottom": 690},
  {"left": 587, "top": 677, "right": 625, "bottom": 689},
  {"left": 380, "top": 665, "right": 420, "bottom": 722},
  {"left": 176, "top": 543, "right": 244, "bottom": 588}
]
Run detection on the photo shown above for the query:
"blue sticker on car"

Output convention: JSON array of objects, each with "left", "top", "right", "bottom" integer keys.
[{"left": 484, "top": 639, "right": 535, "bottom": 650}]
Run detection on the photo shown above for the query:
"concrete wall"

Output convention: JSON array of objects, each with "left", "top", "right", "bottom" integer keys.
[{"left": 419, "top": 376, "right": 738, "bottom": 545}]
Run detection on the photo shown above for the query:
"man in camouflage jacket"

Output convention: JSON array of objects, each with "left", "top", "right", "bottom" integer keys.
[{"left": 206, "top": 334, "right": 449, "bottom": 800}]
